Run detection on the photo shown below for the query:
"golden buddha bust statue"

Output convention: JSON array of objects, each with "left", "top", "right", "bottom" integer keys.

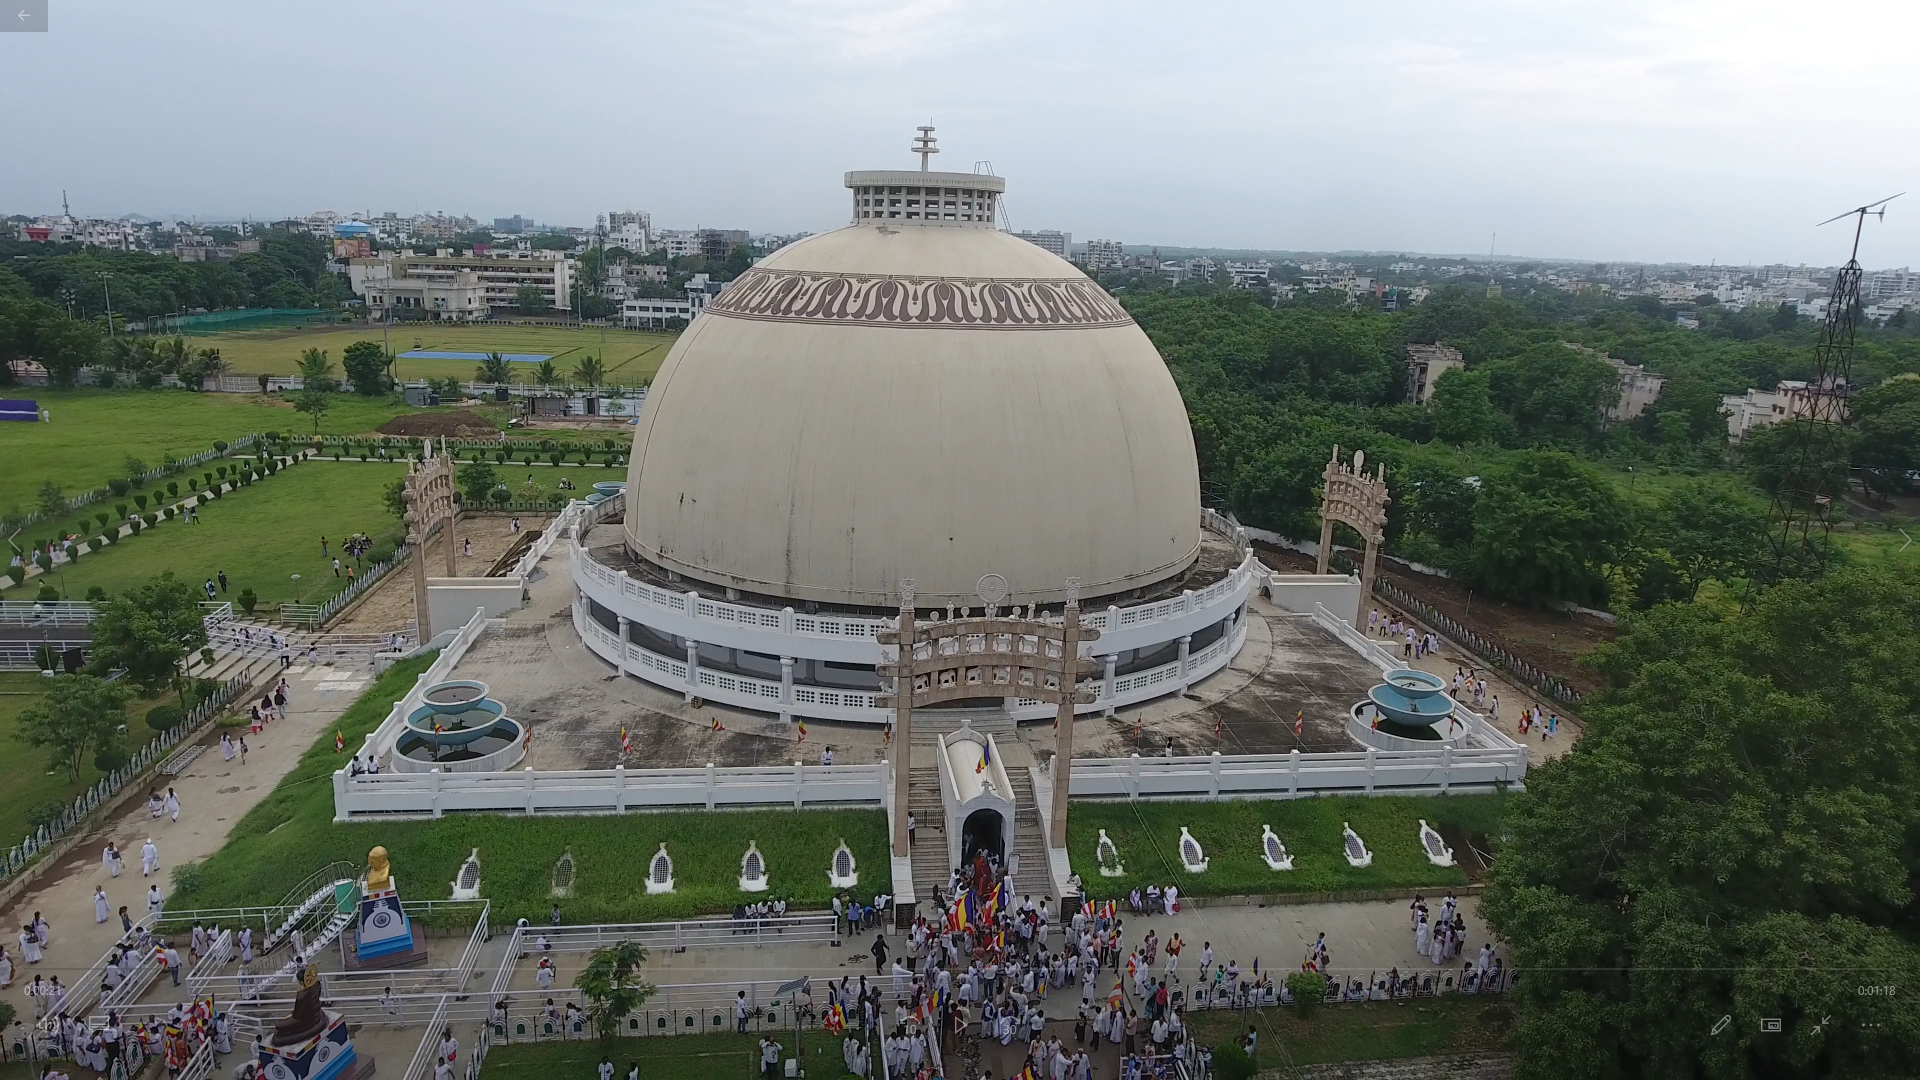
[{"left": 366, "top": 846, "right": 392, "bottom": 892}]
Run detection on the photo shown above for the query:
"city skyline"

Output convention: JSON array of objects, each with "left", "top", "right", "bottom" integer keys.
[{"left": 2, "top": 0, "right": 1916, "bottom": 267}]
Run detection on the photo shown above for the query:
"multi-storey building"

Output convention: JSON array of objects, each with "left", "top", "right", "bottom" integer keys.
[
  {"left": 1085, "top": 239, "right": 1124, "bottom": 271},
  {"left": 1405, "top": 343, "right": 1464, "bottom": 405},
  {"left": 349, "top": 249, "right": 573, "bottom": 319},
  {"left": 1013, "top": 229, "right": 1071, "bottom": 259}
]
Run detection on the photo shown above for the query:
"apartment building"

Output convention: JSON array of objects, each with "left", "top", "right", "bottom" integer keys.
[{"left": 349, "top": 249, "right": 573, "bottom": 319}]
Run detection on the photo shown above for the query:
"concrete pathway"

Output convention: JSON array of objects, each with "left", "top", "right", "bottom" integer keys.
[{"left": 0, "top": 660, "right": 370, "bottom": 1023}]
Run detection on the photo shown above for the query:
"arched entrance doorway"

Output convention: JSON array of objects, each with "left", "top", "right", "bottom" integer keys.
[{"left": 960, "top": 808, "right": 1007, "bottom": 867}]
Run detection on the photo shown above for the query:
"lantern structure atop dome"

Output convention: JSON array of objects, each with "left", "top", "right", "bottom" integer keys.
[{"left": 847, "top": 126, "right": 1005, "bottom": 227}]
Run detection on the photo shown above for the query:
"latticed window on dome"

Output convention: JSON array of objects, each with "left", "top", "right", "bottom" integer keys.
[
  {"left": 1095, "top": 828, "right": 1125, "bottom": 877},
  {"left": 549, "top": 850, "right": 576, "bottom": 899},
  {"left": 450, "top": 847, "right": 483, "bottom": 900}
]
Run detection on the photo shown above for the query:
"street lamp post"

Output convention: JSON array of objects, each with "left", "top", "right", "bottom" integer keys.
[{"left": 291, "top": 573, "right": 303, "bottom": 604}]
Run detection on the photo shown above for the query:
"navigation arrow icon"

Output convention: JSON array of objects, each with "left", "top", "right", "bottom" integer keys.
[{"left": 17, "top": 10, "right": 31, "bottom": 20}]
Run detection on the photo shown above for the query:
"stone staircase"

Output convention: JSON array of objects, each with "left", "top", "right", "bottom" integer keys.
[
  {"left": 1002, "top": 763, "right": 1055, "bottom": 902},
  {"left": 906, "top": 766, "right": 950, "bottom": 902}
]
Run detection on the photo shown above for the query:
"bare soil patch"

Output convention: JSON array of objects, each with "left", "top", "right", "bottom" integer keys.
[{"left": 376, "top": 410, "right": 501, "bottom": 438}]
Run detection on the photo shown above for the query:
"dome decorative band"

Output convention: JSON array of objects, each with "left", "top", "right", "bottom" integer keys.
[{"left": 706, "top": 268, "right": 1135, "bottom": 330}]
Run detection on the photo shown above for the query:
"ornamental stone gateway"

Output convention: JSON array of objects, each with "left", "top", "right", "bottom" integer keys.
[{"left": 1316, "top": 445, "right": 1390, "bottom": 599}]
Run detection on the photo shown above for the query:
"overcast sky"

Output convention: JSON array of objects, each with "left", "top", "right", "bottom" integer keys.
[{"left": 3, "top": 0, "right": 1916, "bottom": 267}]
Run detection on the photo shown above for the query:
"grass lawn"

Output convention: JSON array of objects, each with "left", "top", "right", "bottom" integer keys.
[
  {"left": 173, "top": 657, "right": 889, "bottom": 924},
  {"left": 6, "top": 460, "right": 407, "bottom": 608},
  {"left": 0, "top": 388, "right": 420, "bottom": 518},
  {"left": 192, "top": 324, "right": 677, "bottom": 384},
  {"left": 480, "top": 1032, "right": 852, "bottom": 1080},
  {"left": 0, "top": 672, "right": 182, "bottom": 851},
  {"left": 1066, "top": 794, "right": 1510, "bottom": 898},
  {"left": 1186, "top": 995, "right": 1511, "bottom": 1068},
  {"left": 1833, "top": 522, "right": 1920, "bottom": 573}
]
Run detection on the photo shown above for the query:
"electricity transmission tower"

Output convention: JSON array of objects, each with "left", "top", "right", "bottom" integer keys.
[{"left": 1749, "top": 193, "right": 1900, "bottom": 592}]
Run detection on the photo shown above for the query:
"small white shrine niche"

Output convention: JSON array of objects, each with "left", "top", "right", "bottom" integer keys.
[
  {"left": 1418, "top": 820, "right": 1456, "bottom": 868},
  {"left": 1259, "top": 825, "right": 1293, "bottom": 871},
  {"left": 449, "top": 848, "right": 482, "bottom": 901},
  {"left": 1095, "top": 829, "right": 1125, "bottom": 877},
  {"left": 550, "top": 849, "right": 576, "bottom": 899},
  {"left": 1342, "top": 822, "right": 1373, "bottom": 868},
  {"left": 646, "top": 843, "right": 675, "bottom": 894},
  {"left": 828, "top": 837, "right": 859, "bottom": 889},
  {"left": 739, "top": 840, "right": 769, "bottom": 893},
  {"left": 1177, "top": 827, "right": 1209, "bottom": 874}
]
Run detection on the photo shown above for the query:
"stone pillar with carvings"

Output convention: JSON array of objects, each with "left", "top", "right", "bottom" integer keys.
[
  {"left": 1049, "top": 579, "right": 1082, "bottom": 850},
  {"left": 891, "top": 581, "right": 915, "bottom": 860}
]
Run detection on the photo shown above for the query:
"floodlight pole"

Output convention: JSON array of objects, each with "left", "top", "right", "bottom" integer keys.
[{"left": 890, "top": 582, "right": 915, "bottom": 861}]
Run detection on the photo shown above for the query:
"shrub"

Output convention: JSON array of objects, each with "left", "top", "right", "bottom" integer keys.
[
  {"left": 134, "top": 494, "right": 148, "bottom": 510},
  {"left": 541, "top": 439, "right": 556, "bottom": 452},
  {"left": 167, "top": 481, "right": 179, "bottom": 498},
  {"left": 146, "top": 704, "right": 186, "bottom": 731},
  {"left": 24, "top": 801, "right": 65, "bottom": 832},
  {"left": 204, "top": 472, "right": 214, "bottom": 487},
  {"left": 108, "top": 478, "right": 131, "bottom": 497},
  {"left": 85, "top": 585, "right": 105, "bottom": 601},
  {"left": 266, "top": 430, "right": 281, "bottom": 443},
  {"left": 187, "top": 478, "right": 198, "bottom": 492},
  {"left": 94, "top": 737, "right": 130, "bottom": 774},
  {"left": 216, "top": 466, "right": 227, "bottom": 479},
  {"left": 128, "top": 519, "right": 142, "bottom": 535},
  {"left": 171, "top": 861, "right": 206, "bottom": 899},
  {"left": 96, "top": 511, "right": 110, "bottom": 529},
  {"left": 199, "top": 647, "right": 215, "bottom": 670},
  {"left": 63, "top": 543, "right": 76, "bottom": 560},
  {"left": 143, "top": 513, "right": 158, "bottom": 527},
  {"left": 1285, "top": 971, "right": 1326, "bottom": 1018},
  {"left": 1213, "top": 1044, "right": 1255, "bottom": 1080},
  {"left": 238, "top": 587, "right": 258, "bottom": 614},
  {"left": 115, "top": 502, "right": 129, "bottom": 520},
  {"left": 163, "top": 507, "right": 175, "bottom": 519},
  {"left": 5, "top": 566, "right": 22, "bottom": 584},
  {"left": 36, "top": 584, "right": 58, "bottom": 601},
  {"left": 34, "top": 553, "right": 51, "bottom": 572},
  {"left": 495, "top": 450, "right": 507, "bottom": 463},
  {"left": 213, "top": 440, "right": 229, "bottom": 454}
]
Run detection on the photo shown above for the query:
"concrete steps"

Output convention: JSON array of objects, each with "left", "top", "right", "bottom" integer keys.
[
  {"left": 906, "top": 767, "right": 949, "bottom": 901},
  {"left": 1003, "top": 767, "right": 1054, "bottom": 902}
]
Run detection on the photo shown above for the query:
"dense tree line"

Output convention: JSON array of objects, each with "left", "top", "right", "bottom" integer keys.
[
  {"left": 1482, "top": 566, "right": 1920, "bottom": 1077},
  {"left": 0, "top": 229, "right": 349, "bottom": 321},
  {"left": 1123, "top": 283, "right": 1918, "bottom": 609}
]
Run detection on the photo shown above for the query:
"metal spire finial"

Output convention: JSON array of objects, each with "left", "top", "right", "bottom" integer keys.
[{"left": 913, "top": 125, "right": 938, "bottom": 172}]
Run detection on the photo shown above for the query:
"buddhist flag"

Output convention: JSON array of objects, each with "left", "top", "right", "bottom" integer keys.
[
  {"left": 1107, "top": 980, "right": 1125, "bottom": 1010},
  {"left": 882, "top": 724, "right": 892, "bottom": 747},
  {"left": 796, "top": 721, "right": 808, "bottom": 743},
  {"left": 523, "top": 726, "right": 532, "bottom": 751},
  {"left": 1213, "top": 716, "right": 1223, "bottom": 739},
  {"left": 711, "top": 717, "right": 726, "bottom": 733},
  {"left": 1294, "top": 710, "right": 1304, "bottom": 736},
  {"left": 975, "top": 740, "right": 991, "bottom": 774},
  {"left": 1132, "top": 720, "right": 1142, "bottom": 741},
  {"left": 620, "top": 726, "right": 632, "bottom": 754},
  {"left": 334, "top": 730, "right": 344, "bottom": 752}
]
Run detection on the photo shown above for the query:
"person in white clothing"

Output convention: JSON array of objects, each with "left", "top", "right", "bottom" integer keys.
[
  {"left": 163, "top": 789, "right": 181, "bottom": 822},
  {"left": 147, "top": 884, "right": 164, "bottom": 918},
  {"left": 103, "top": 842, "right": 123, "bottom": 878},
  {"left": 1163, "top": 883, "right": 1178, "bottom": 915},
  {"left": 93, "top": 888, "right": 110, "bottom": 924},
  {"left": 141, "top": 839, "right": 159, "bottom": 877},
  {"left": 18, "top": 927, "right": 42, "bottom": 964}
]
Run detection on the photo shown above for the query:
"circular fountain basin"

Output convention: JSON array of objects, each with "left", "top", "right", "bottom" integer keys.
[
  {"left": 584, "top": 492, "right": 609, "bottom": 505},
  {"left": 405, "top": 699, "right": 506, "bottom": 745},
  {"left": 394, "top": 716, "right": 524, "bottom": 766},
  {"left": 1366, "top": 669, "right": 1456, "bottom": 740},
  {"left": 593, "top": 481, "right": 626, "bottom": 497},
  {"left": 419, "top": 680, "right": 490, "bottom": 714}
]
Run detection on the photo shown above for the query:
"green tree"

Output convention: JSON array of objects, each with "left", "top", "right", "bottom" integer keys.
[
  {"left": 1850, "top": 374, "right": 1920, "bottom": 495},
  {"left": 297, "top": 347, "right": 337, "bottom": 392},
  {"left": 15, "top": 674, "right": 131, "bottom": 782},
  {"left": 1742, "top": 420, "right": 1856, "bottom": 507},
  {"left": 574, "top": 941, "right": 656, "bottom": 1043},
  {"left": 533, "top": 359, "right": 560, "bottom": 386},
  {"left": 1469, "top": 450, "right": 1626, "bottom": 606},
  {"left": 515, "top": 285, "right": 546, "bottom": 314},
  {"left": 35, "top": 479, "right": 66, "bottom": 517},
  {"left": 573, "top": 354, "right": 606, "bottom": 387},
  {"left": 89, "top": 572, "right": 208, "bottom": 707},
  {"left": 383, "top": 477, "right": 410, "bottom": 522},
  {"left": 341, "top": 340, "right": 392, "bottom": 396},
  {"left": 1642, "top": 478, "right": 1768, "bottom": 601},
  {"left": 1482, "top": 343, "right": 1619, "bottom": 447},
  {"left": 295, "top": 386, "right": 331, "bottom": 433},
  {"left": 456, "top": 462, "right": 499, "bottom": 506},
  {"left": 1427, "top": 367, "right": 1507, "bottom": 445},
  {"left": 477, "top": 352, "right": 514, "bottom": 384},
  {"left": 1483, "top": 567, "right": 1920, "bottom": 1078}
]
